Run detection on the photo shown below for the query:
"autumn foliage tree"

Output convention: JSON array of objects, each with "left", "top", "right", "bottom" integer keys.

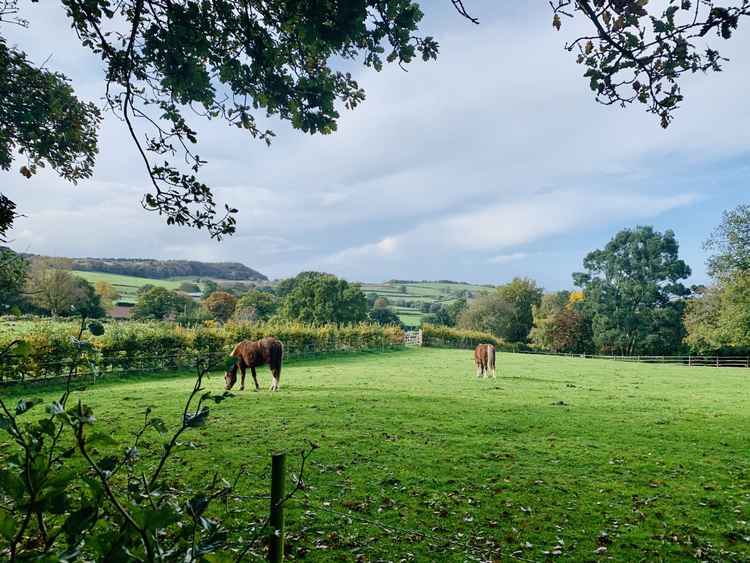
[
  {"left": 202, "top": 291, "right": 237, "bottom": 323},
  {"left": 234, "top": 289, "right": 278, "bottom": 322}
]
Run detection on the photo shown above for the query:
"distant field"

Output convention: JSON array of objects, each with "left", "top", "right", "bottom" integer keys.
[
  {"left": 361, "top": 281, "right": 491, "bottom": 325},
  {"left": 72, "top": 271, "right": 191, "bottom": 304},
  {"left": 68, "top": 272, "right": 489, "bottom": 315},
  {"left": 7, "top": 349, "right": 749, "bottom": 561}
]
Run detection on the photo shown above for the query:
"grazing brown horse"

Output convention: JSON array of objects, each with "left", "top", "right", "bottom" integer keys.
[
  {"left": 474, "top": 343, "right": 496, "bottom": 378},
  {"left": 225, "top": 337, "right": 284, "bottom": 391}
]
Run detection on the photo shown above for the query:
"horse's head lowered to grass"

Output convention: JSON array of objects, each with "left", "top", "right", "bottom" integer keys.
[{"left": 224, "top": 358, "right": 239, "bottom": 390}]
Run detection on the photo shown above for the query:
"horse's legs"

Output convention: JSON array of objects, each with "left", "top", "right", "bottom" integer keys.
[
  {"left": 475, "top": 361, "right": 482, "bottom": 378},
  {"left": 251, "top": 366, "right": 260, "bottom": 391},
  {"left": 270, "top": 368, "right": 280, "bottom": 391},
  {"left": 239, "top": 364, "right": 246, "bottom": 391}
]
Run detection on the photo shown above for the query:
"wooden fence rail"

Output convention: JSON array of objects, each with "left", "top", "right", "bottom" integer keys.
[{"left": 514, "top": 350, "right": 750, "bottom": 368}]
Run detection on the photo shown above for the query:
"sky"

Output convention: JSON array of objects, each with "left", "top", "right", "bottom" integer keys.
[{"left": 3, "top": 2, "right": 749, "bottom": 288}]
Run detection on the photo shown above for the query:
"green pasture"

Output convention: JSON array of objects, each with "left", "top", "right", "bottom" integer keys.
[
  {"left": 361, "top": 281, "right": 491, "bottom": 326},
  {"left": 4, "top": 348, "right": 748, "bottom": 561},
  {"left": 71, "top": 270, "right": 191, "bottom": 303}
]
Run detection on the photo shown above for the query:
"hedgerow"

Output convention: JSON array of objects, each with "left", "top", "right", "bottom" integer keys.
[
  {"left": 0, "top": 320, "right": 405, "bottom": 383},
  {"left": 421, "top": 323, "right": 521, "bottom": 351}
]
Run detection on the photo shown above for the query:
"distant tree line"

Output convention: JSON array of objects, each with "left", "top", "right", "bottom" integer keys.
[
  {"left": 20, "top": 254, "right": 267, "bottom": 281},
  {"left": 5, "top": 206, "right": 749, "bottom": 357}
]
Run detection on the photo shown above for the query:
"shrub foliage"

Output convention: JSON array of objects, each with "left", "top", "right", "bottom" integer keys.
[
  {"left": 421, "top": 324, "right": 519, "bottom": 351},
  {"left": 0, "top": 320, "right": 405, "bottom": 383}
]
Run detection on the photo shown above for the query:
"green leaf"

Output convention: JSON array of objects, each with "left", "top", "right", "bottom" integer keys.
[
  {"left": 184, "top": 406, "right": 209, "bottom": 428},
  {"left": 150, "top": 417, "right": 168, "bottom": 435},
  {"left": 187, "top": 495, "right": 209, "bottom": 519},
  {"left": 46, "top": 469, "right": 78, "bottom": 489},
  {"left": 0, "top": 510, "right": 17, "bottom": 540},
  {"left": 15, "top": 398, "right": 41, "bottom": 415},
  {"left": 134, "top": 505, "right": 179, "bottom": 530},
  {"left": 47, "top": 401, "right": 66, "bottom": 417},
  {"left": 38, "top": 418, "right": 57, "bottom": 436},
  {"left": 63, "top": 504, "right": 98, "bottom": 544},
  {"left": 0, "top": 468, "right": 25, "bottom": 500},
  {"left": 40, "top": 488, "right": 70, "bottom": 514}
]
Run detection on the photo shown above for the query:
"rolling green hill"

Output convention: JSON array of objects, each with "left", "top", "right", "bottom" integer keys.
[
  {"left": 360, "top": 280, "right": 492, "bottom": 326},
  {"left": 70, "top": 267, "right": 489, "bottom": 317},
  {"left": 72, "top": 271, "right": 191, "bottom": 304}
]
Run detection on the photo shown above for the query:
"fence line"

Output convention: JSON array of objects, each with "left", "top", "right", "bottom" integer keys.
[
  {"left": 512, "top": 349, "right": 750, "bottom": 369},
  {"left": 409, "top": 329, "right": 749, "bottom": 369}
]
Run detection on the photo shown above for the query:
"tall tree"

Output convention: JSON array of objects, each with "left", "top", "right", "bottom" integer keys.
[
  {"left": 457, "top": 291, "right": 515, "bottom": 340},
  {"left": 0, "top": 246, "right": 28, "bottom": 312},
  {"left": 703, "top": 204, "right": 750, "bottom": 279},
  {"left": 71, "top": 277, "right": 106, "bottom": 318},
  {"left": 4, "top": 1, "right": 748, "bottom": 237},
  {"left": 278, "top": 272, "right": 367, "bottom": 325},
  {"left": 1, "top": 0, "right": 438, "bottom": 237},
  {"left": 94, "top": 280, "right": 120, "bottom": 311},
  {"left": 369, "top": 306, "right": 404, "bottom": 328},
  {"left": 684, "top": 206, "right": 750, "bottom": 353},
  {"left": 495, "top": 278, "right": 543, "bottom": 342},
  {"left": 531, "top": 291, "right": 593, "bottom": 353},
  {"left": 549, "top": 0, "right": 750, "bottom": 129},
  {"left": 133, "top": 286, "right": 191, "bottom": 320},
  {"left": 25, "top": 265, "right": 104, "bottom": 316},
  {"left": 25, "top": 264, "right": 77, "bottom": 315},
  {"left": 684, "top": 274, "right": 750, "bottom": 354},
  {"left": 573, "top": 226, "right": 691, "bottom": 355},
  {"left": 530, "top": 290, "right": 571, "bottom": 350},
  {"left": 234, "top": 289, "right": 278, "bottom": 322},
  {"left": 203, "top": 291, "right": 237, "bottom": 323}
]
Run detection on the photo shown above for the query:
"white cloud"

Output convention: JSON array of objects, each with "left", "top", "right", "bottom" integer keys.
[
  {"left": 2, "top": 2, "right": 747, "bottom": 285},
  {"left": 313, "top": 189, "right": 701, "bottom": 280}
]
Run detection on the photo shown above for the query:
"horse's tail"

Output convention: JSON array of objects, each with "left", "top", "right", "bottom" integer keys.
[{"left": 271, "top": 339, "right": 283, "bottom": 375}]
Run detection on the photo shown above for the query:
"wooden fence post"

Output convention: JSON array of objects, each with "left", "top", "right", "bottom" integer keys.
[{"left": 269, "top": 453, "right": 286, "bottom": 563}]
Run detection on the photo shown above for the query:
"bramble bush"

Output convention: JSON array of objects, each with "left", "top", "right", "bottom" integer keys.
[{"left": 0, "top": 317, "right": 312, "bottom": 561}]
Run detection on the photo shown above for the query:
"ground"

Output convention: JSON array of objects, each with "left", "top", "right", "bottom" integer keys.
[{"left": 4, "top": 349, "right": 749, "bottom": 561}]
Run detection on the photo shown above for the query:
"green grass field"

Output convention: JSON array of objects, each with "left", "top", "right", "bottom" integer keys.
[
  {"left": 5, "top": 349, "right": 749, "bottom": 561},
  {"left": 360, "top": 281, "right": 492, "bottom": 326},
  {"left": 71, "top": 271, "right": 192, "bottom": 304}
]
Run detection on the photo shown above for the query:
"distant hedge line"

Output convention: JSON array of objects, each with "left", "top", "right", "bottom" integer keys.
[
  {"left": 421, "top": 324, "right": 523, "bottom": 351},
  {"left": 0, "top": 320, "right": 404, "bottom": 383}
]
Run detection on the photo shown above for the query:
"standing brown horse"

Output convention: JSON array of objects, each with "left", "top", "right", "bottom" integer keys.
[
  {"left": 225, "top": 337, "right": 284, "bottom": 391},
  {"left": 474, "top": 343, "right": 496, "bottom": 378}
]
